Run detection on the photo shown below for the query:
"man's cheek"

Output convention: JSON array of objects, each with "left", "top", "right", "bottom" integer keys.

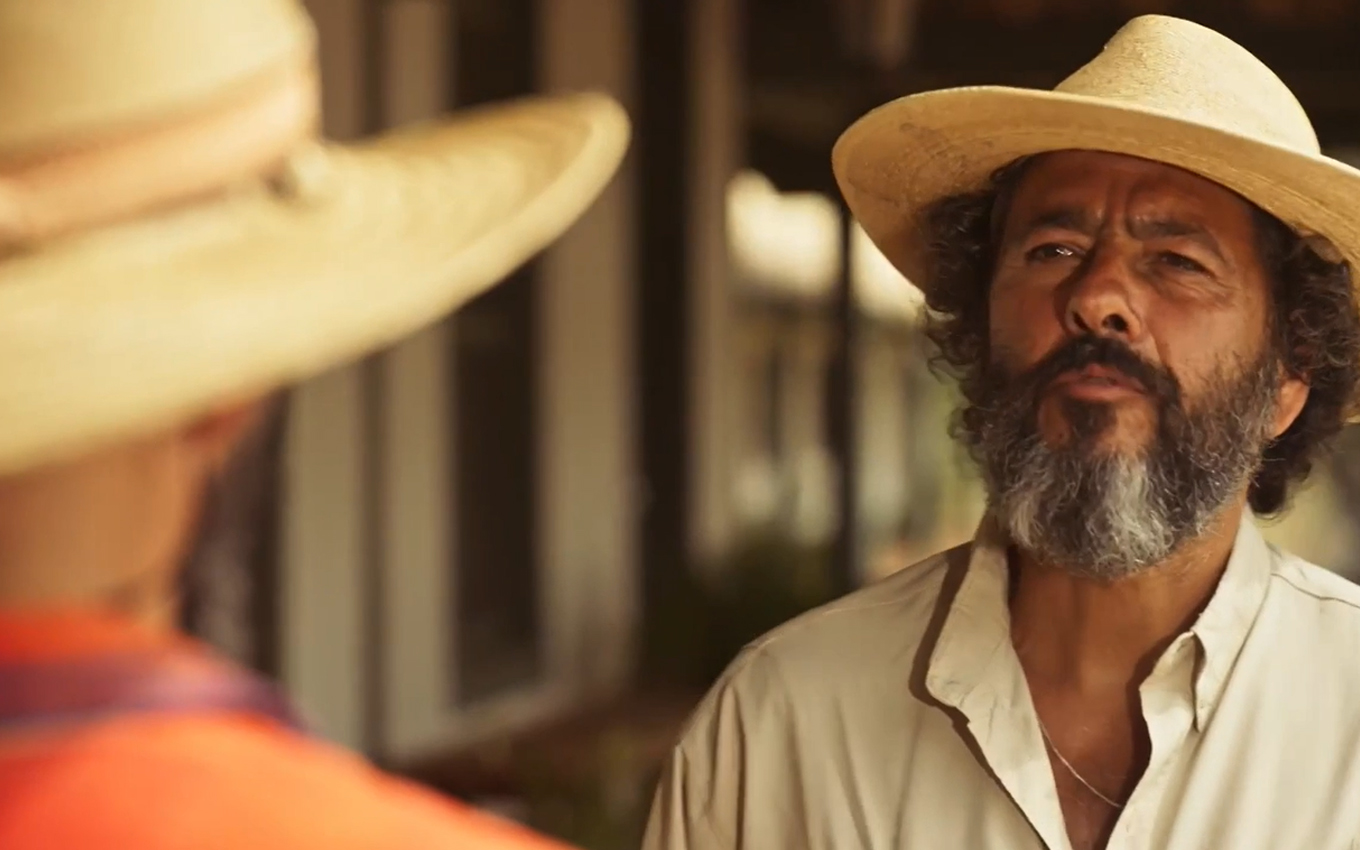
[
  {"left": 987, "top": 335, "right": 1050, "bottom": 385},
  {"left": 990, "top": 307, "right": 1064, "bottom": 375}
]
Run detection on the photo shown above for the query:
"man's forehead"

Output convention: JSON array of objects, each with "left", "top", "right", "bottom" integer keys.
[
  {"left": 997, "top": 150, "right": 1263, "bottom": 250},
  {"left": 1009, "top": 150, "right": 1245, "bottom": 217}
]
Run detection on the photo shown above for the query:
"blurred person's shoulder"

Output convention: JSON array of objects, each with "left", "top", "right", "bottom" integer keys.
[{"left": 0, "top": 712, "right": 566, "bottom": 850}]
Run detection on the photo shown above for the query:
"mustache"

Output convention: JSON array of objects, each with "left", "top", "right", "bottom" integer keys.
[{"left": 1007, "top": 336, "right": 1181, "bottom": 405}]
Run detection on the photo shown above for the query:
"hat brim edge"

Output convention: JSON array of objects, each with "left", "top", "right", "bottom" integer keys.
[
  {"left": 834, "top": 85, "right": 1360, "bottom": 286},
  {"left": 0, "top": 91, "right": 630, "bottom": 475}
]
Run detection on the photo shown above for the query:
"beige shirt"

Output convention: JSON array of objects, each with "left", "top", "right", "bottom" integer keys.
[{"left": 643, "top": 518, "right": 1360, "bottom": 850}]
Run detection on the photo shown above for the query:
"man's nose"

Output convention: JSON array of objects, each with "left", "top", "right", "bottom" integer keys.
[{"left": 1059, "top": 247, "right": 1144, "bottom": 341}]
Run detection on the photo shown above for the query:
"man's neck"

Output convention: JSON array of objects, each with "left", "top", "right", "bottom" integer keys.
[{"left": 1008, "top": 502, "right": 1245, "bottom": 692}]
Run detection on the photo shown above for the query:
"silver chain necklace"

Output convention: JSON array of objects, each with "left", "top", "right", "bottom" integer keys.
[{"left": 1036, "top": 716, "right": 1126, "bottom": 810}]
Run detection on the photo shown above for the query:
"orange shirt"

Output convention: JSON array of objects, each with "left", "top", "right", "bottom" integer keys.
[{"left": 0, "top": 610, "right": 571, "bottom": 850}]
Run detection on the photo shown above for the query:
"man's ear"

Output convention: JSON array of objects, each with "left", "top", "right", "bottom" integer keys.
[
  {"left": 182, "top": 400, "right": 268, "bottom": 475},
  {"left": 1273, "top": 375, "right": 1309, "bottom": 440}
]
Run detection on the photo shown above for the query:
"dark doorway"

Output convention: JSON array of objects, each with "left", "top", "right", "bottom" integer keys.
[
  {"left": 634, "top": 0, "right": 694, "bottom": 675},
  {"left": 448, "top": 0, "right": 543, "bottom": 706}
]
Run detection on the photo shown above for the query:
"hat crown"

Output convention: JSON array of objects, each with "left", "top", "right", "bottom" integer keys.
[
  {"left": 0, "top": 0, "right": 315, "bottom": 157},
  {"left": 1056, "top": 15, "right": 1318, "bottom": 154}
]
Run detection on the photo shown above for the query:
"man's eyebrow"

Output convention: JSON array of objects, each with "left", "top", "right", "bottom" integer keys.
[
  {"left": 1129, "top": 217, "right": 1227, "bottom": 262},
  {"left": 1003, "top": 208, "right": 1230, "bottom": 263},
  {"left": 1004, "top": 207, "right": 1097, "bottom": 243}
]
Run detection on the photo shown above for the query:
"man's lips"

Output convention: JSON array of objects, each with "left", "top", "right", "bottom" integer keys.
[{"left": 1050, "top": 364, "right": 1146, "bottom": 398}]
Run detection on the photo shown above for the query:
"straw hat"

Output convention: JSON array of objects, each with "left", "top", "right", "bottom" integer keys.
[
  {"left": 833, "top": 14, "right": 1360, "bottom": 293},
  {"left": 0, "top": 0, "right": 629, "bottom": 476}
]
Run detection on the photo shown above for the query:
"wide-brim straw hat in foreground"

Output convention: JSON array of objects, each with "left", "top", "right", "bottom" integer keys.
[
  {"left": 0, "top": 0, "right": 628, "bottom": 476},
  {"left": 834, "top": 14, "right": 1360, "bottom": 295}
]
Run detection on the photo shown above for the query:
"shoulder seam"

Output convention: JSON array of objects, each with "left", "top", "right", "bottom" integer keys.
[{"left": 1272, "top": 570, "right": 1360, "bottom": 612}]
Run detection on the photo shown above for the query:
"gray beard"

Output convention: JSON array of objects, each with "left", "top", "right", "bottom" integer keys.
[{"left": 968, "top": 346, "right": 1280, "bottom": 582}]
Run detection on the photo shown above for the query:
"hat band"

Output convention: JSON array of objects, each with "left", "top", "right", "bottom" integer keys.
[{"left": 0, "top": 57, "right": 320, "bottom": 252}]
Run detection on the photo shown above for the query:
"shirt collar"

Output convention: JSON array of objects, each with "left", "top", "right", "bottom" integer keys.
[
  {"left": 925, "top": 513, "right": 1275, "bottom": 730},
  {"left": 1186, "top": 515, "right": 1274, "bottom": 729},
  {"left": 924, "top": 515, "right": 1013, "bottom": 715}
]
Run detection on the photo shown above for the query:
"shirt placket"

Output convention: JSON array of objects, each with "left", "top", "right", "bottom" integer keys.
[
  {"left": 928, "top": 537, "right": 1075, "bottom": 850},
  {"left": 1105, "top": 633, "right": 1198, "bottom": 850},
  {"left": 957, "top": 646, "right": 1075, "bottom": 850}
]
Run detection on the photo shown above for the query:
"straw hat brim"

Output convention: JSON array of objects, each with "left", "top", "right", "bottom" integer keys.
[
  {"left": 834, "top": 85, "right": 1360, "bottom": 291},
  {"left": 0, "top": 92, "right": 628, "bottom": 476}
]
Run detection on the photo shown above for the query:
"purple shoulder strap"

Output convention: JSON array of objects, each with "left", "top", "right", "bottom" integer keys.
[{"left": 0, "top": 649, "right": 306, "bottom": 736}]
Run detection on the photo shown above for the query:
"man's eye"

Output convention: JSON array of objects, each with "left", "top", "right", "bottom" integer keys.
[
  {"left": 1159, "top": 251, "right": 1208, "bottom": 274},
  {"left": 1026, "top": 243, "right": 1078, "bottom": 262}
]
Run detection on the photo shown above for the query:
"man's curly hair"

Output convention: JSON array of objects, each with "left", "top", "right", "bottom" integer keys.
[{"left": 919, "top": 157, "right": 1360, "bottom": 517}]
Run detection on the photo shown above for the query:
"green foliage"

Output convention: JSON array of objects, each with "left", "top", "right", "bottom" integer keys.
[
  {"left": 517, "top": 531, "right": 841, "bottom": 849},
  {"left": 644, "top": 529, "right": 838, "bottom": 689},
  {"left": 518, "top": 732, "right": 656, "bottom": 850}
]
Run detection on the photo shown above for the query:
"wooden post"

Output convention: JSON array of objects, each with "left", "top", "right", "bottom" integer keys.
[
  {"left": 635, "top": 0, "right": 692, "bottom": 676},
  {"left": 828, "top": 201, "right": 860, "bottom": 595}
]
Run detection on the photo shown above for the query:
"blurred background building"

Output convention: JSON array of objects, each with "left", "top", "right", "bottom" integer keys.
[{"left": 181, "top": 0, "right": 1360, "bottom": 846}]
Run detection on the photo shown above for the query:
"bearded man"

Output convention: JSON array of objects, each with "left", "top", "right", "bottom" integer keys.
[{"left": 644, "top": 15, "right": 1360, "bottom": 850}]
